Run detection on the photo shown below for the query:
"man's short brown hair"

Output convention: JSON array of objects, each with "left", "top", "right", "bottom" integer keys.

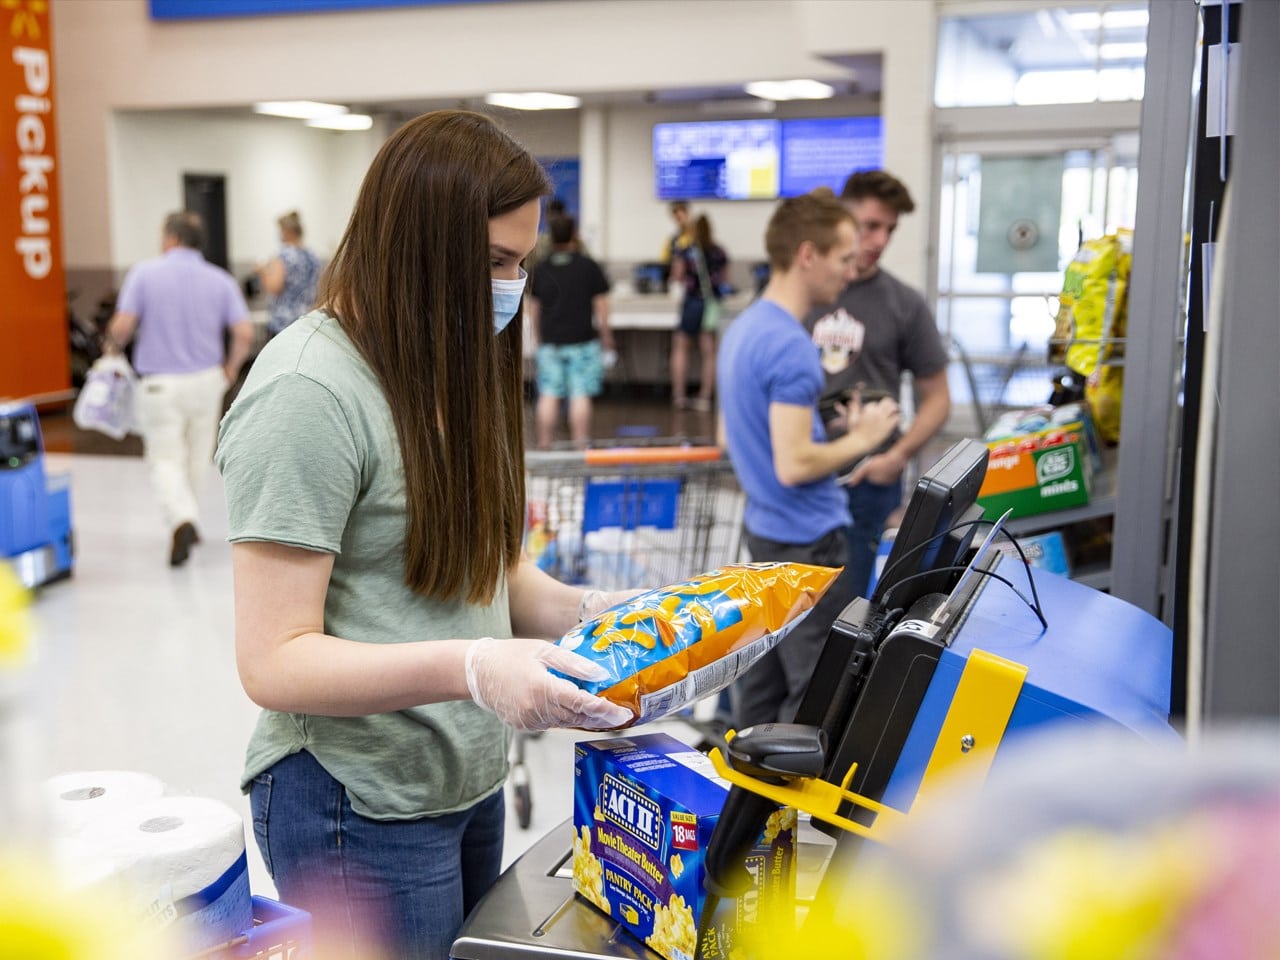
[
  {"left": 840, "top": 170, "right": 915, "bottom": 214},
  {"left": 764, "top": 192, "right": 853, "bottom": 271},
  {"left": 163, "top": 211, "right": 205, "bottom": 249}
]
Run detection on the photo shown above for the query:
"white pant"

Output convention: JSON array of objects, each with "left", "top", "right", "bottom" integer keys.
[{"left": 134, "top": 366, "right": 227, "bottom": 529}]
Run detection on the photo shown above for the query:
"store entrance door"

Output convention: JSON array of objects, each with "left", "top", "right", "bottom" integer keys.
[{"left": 182, "top": 172, "right": 229, "bottom": 271}]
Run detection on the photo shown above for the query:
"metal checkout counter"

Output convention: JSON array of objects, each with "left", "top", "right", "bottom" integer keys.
[{"left": 452, "top": 439, "right": 1177, "bottom": 959}]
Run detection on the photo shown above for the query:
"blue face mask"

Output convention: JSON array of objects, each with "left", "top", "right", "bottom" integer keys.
[{"left": 491, "top": 268, "right": 527, "bottom": 334}]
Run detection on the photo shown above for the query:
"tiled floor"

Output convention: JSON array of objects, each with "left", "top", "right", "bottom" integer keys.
[{"left": 6, "top": 446, "right": 713, "bottom": 903}]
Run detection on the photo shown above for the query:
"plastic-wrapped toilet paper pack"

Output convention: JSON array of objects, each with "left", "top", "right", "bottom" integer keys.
[
  {"left": 45, "top": 770, "right": 167, "bottom": 836},
  {"left": 54, "top": 795, "right": 253, "bottom": 953}
]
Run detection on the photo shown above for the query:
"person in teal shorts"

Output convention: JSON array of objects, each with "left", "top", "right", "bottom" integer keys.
[{"left": 528, "top": 214, "right": 615, "bottom": 447}]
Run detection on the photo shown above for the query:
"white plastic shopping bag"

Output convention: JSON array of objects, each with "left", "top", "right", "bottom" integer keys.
[{"left": 72, "top": 355, "right": 138, "bottom": 440}]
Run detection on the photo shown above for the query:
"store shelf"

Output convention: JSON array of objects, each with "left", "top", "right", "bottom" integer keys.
[
  {"left": 1004, "top": 453, "right": 1118, "bottom": 592},
  {"left": 1071, "top": 562, "right": 1112, "bottom": 592}
]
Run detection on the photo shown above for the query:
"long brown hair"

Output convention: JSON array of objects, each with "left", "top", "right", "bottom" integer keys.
[
  {"left": 692, "top": 214, "right": 715, "bottom": 254},
  {"left": 318, "top": 110, "right": 550, "bottom": 604}
]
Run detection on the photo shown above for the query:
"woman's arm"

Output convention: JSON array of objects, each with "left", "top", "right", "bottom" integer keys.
[
  {"left": 257, "top": 256, "right": 286, "bottom": 296},
  {"left": 233, "top": 541, "right": 472, "bottom": 715},
  {"left": 507, "top": 555, "right": 582, "bottom": 639},
  {"left": 233, "top": 542, "right": 632, "bottom": 729},
  {"left": 507, "top": 556, "right": 646, "bottom": 638}
]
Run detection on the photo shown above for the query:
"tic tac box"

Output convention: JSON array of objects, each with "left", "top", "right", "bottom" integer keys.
[
  {"left": 572, "top": 733, "right": 794, "bottom": 960},
  {"left": 977, "top": 428, "right": 1092, "bottom": 519}
]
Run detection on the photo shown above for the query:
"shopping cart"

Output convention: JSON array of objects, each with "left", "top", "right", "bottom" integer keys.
[
  {"left": 950, "top": 339, "right": 1055, "bottom": 434},
  {"left": 511, "top": 441, "right": 746, "bottom": 828},
  {"left": 524, "top": 442, "right": 744, "bottom": 592}
]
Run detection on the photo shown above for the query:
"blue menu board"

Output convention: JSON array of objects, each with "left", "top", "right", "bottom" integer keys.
[
  {"left": 653, "top": 116, "right": 883, "bottom": 201},
  {"left": 653, "top": 120, "right": 781, "bottom": 201},
  {"left": 779, "top": 116, "right": 884, "bottom": 196}
]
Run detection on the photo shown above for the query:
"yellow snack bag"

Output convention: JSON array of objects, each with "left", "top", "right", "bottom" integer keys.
[
  {"left": 1053, "top": 231, "right": 1133, "bottom": 376},
  {"left": 1086, "top": 365, "right": 1124, "bottom": 445},
  {"left": 556, "top": 562, "right": 840, "bottom": 727}
]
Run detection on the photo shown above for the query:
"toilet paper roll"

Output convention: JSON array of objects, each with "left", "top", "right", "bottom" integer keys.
[
  {"left": 45, "top": 770, "right": 166, "bottom": 837},
  {"left": 61, "top": 795, "right": 253, "bottom": 953}
]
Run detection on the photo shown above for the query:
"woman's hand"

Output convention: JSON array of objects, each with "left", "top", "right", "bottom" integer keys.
[{"left": 464, "top": 637, "right": 633, "bottom": 731}]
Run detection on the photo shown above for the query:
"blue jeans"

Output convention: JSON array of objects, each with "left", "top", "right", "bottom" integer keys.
[
  {"left": 847, "top": 479, "right": 904, "bottom": 600},
  {"left": 249, "top": 750, "right": 504, "bottom": 960}
]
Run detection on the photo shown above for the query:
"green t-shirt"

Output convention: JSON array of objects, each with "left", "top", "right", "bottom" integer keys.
[{"left": 215, "top": 310, "right": 511, "bottom": 819}]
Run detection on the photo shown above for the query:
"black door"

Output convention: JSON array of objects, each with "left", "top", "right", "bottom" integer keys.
[{"left": 182, "top": 173, "right": 229, "bottom": 270}]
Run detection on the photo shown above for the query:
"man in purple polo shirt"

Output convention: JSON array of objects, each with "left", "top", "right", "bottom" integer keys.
[{"left": 106, "top": 211, "right": 253, "bottom": 566}]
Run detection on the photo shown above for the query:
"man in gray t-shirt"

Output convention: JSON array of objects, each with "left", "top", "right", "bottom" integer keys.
[{"left": 804, "top": 171, "right": 951, "bottom": 599}]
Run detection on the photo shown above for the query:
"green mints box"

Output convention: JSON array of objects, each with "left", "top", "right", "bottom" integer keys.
[
  {"left": 977, "top": 430, "right": 1093, "bottom": 519},
  {"left": 573, "top": 733, "right": 795, "bottom": 960}
]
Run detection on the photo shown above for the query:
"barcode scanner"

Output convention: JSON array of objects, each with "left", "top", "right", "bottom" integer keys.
[{"left": 702, "top": 724, "right": 826, "bottom": 898}]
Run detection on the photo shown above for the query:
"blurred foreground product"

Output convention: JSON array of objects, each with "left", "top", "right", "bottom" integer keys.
[
  {"left": 0, "top": 561, "right": 30, "bottom": 667},
  {"left": 0, "top": 852, "right": 175, "bottom": 960},
  {"left": 750, "top": 727, "right": 1280, "bottom": 960}
]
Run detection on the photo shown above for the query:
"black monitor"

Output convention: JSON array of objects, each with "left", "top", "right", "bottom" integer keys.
[
  {"left": 869, "top": 438, "right": 990, "bottom": 611},
  {"left": 791, "top": 438, "right": 991, "bottom": 806}
]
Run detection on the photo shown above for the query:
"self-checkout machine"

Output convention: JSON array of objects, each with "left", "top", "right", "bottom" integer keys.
[{"left": 451, "top": 439, "right": 1177, "bottom": 960}]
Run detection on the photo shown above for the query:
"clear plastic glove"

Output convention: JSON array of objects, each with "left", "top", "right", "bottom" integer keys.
[
  {"left": 465, "top": 636, "right": 634, "bottom": 731},
  {"left": 578, "top": 588, "right": 650, "bottom": 622}
]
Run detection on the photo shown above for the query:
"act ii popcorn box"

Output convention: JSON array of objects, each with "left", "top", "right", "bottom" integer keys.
[{"left": 573, "top": 733, "right": 794, "bottom": 960}]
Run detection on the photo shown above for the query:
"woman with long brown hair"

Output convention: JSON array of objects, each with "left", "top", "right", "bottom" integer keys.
[{"left": 216, "top": 111, "right": 632, "bottom": 960}]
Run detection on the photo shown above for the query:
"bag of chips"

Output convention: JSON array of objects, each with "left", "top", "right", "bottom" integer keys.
[
  {"left": 556, "top": 562, "right": 841, "bottom": 727},
  {"left": 1051, "top": 230, "right": 1133, "bottom": 376}
]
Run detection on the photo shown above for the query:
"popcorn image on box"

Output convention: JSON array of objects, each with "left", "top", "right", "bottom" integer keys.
[{"left": 573, "top": 733, "right": 795, "bottom": 960}]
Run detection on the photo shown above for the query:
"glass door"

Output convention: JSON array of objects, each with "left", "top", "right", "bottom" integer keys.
[{"left": 934, "top": 134, "right": 1139, "bottom": 427}]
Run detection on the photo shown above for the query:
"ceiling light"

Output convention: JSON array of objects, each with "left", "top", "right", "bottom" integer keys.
[
  {"left": 1099, "top": 42, "right": 1148, "bottom": 60},
  {"left": 744, "top": 79, "right": 835, "bottom": 101},
  {"left": 484, "top": 92, "right": 581, "bottom": 111},
  {"left": 253, "top": 100, "right": 349, "bottom": 120},
  {"left": 306, "top": 113, "right": 374, "bottom": 131}
]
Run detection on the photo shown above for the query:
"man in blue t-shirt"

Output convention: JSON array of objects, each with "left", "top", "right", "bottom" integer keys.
[{"left": 717, "top": 192, "right": 900, "bottom": 727}]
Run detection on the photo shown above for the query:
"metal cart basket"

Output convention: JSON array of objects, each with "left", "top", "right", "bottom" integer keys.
[{"left": 523, "top": 443, "right": 745, "bottom": 593}]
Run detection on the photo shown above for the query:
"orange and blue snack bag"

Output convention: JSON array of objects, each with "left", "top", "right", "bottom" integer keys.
[{"left": 556, "top": 562, "right": 841, "bottom": 727}]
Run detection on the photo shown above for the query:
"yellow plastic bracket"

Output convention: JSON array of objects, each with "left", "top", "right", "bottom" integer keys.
[
  {"left": 707, "top": 744, "right": 905, "bottom": 843},
  {"left": 911, "top": 647, "right": 1027, "bottom": 812}
]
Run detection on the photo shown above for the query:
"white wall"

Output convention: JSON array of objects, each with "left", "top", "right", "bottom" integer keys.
[
  {"left": 51, "top": 0, "right": 938, "bottom": 288},
  {"left": 107, "top": 111, "right": 380, "bottom": 275}
]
